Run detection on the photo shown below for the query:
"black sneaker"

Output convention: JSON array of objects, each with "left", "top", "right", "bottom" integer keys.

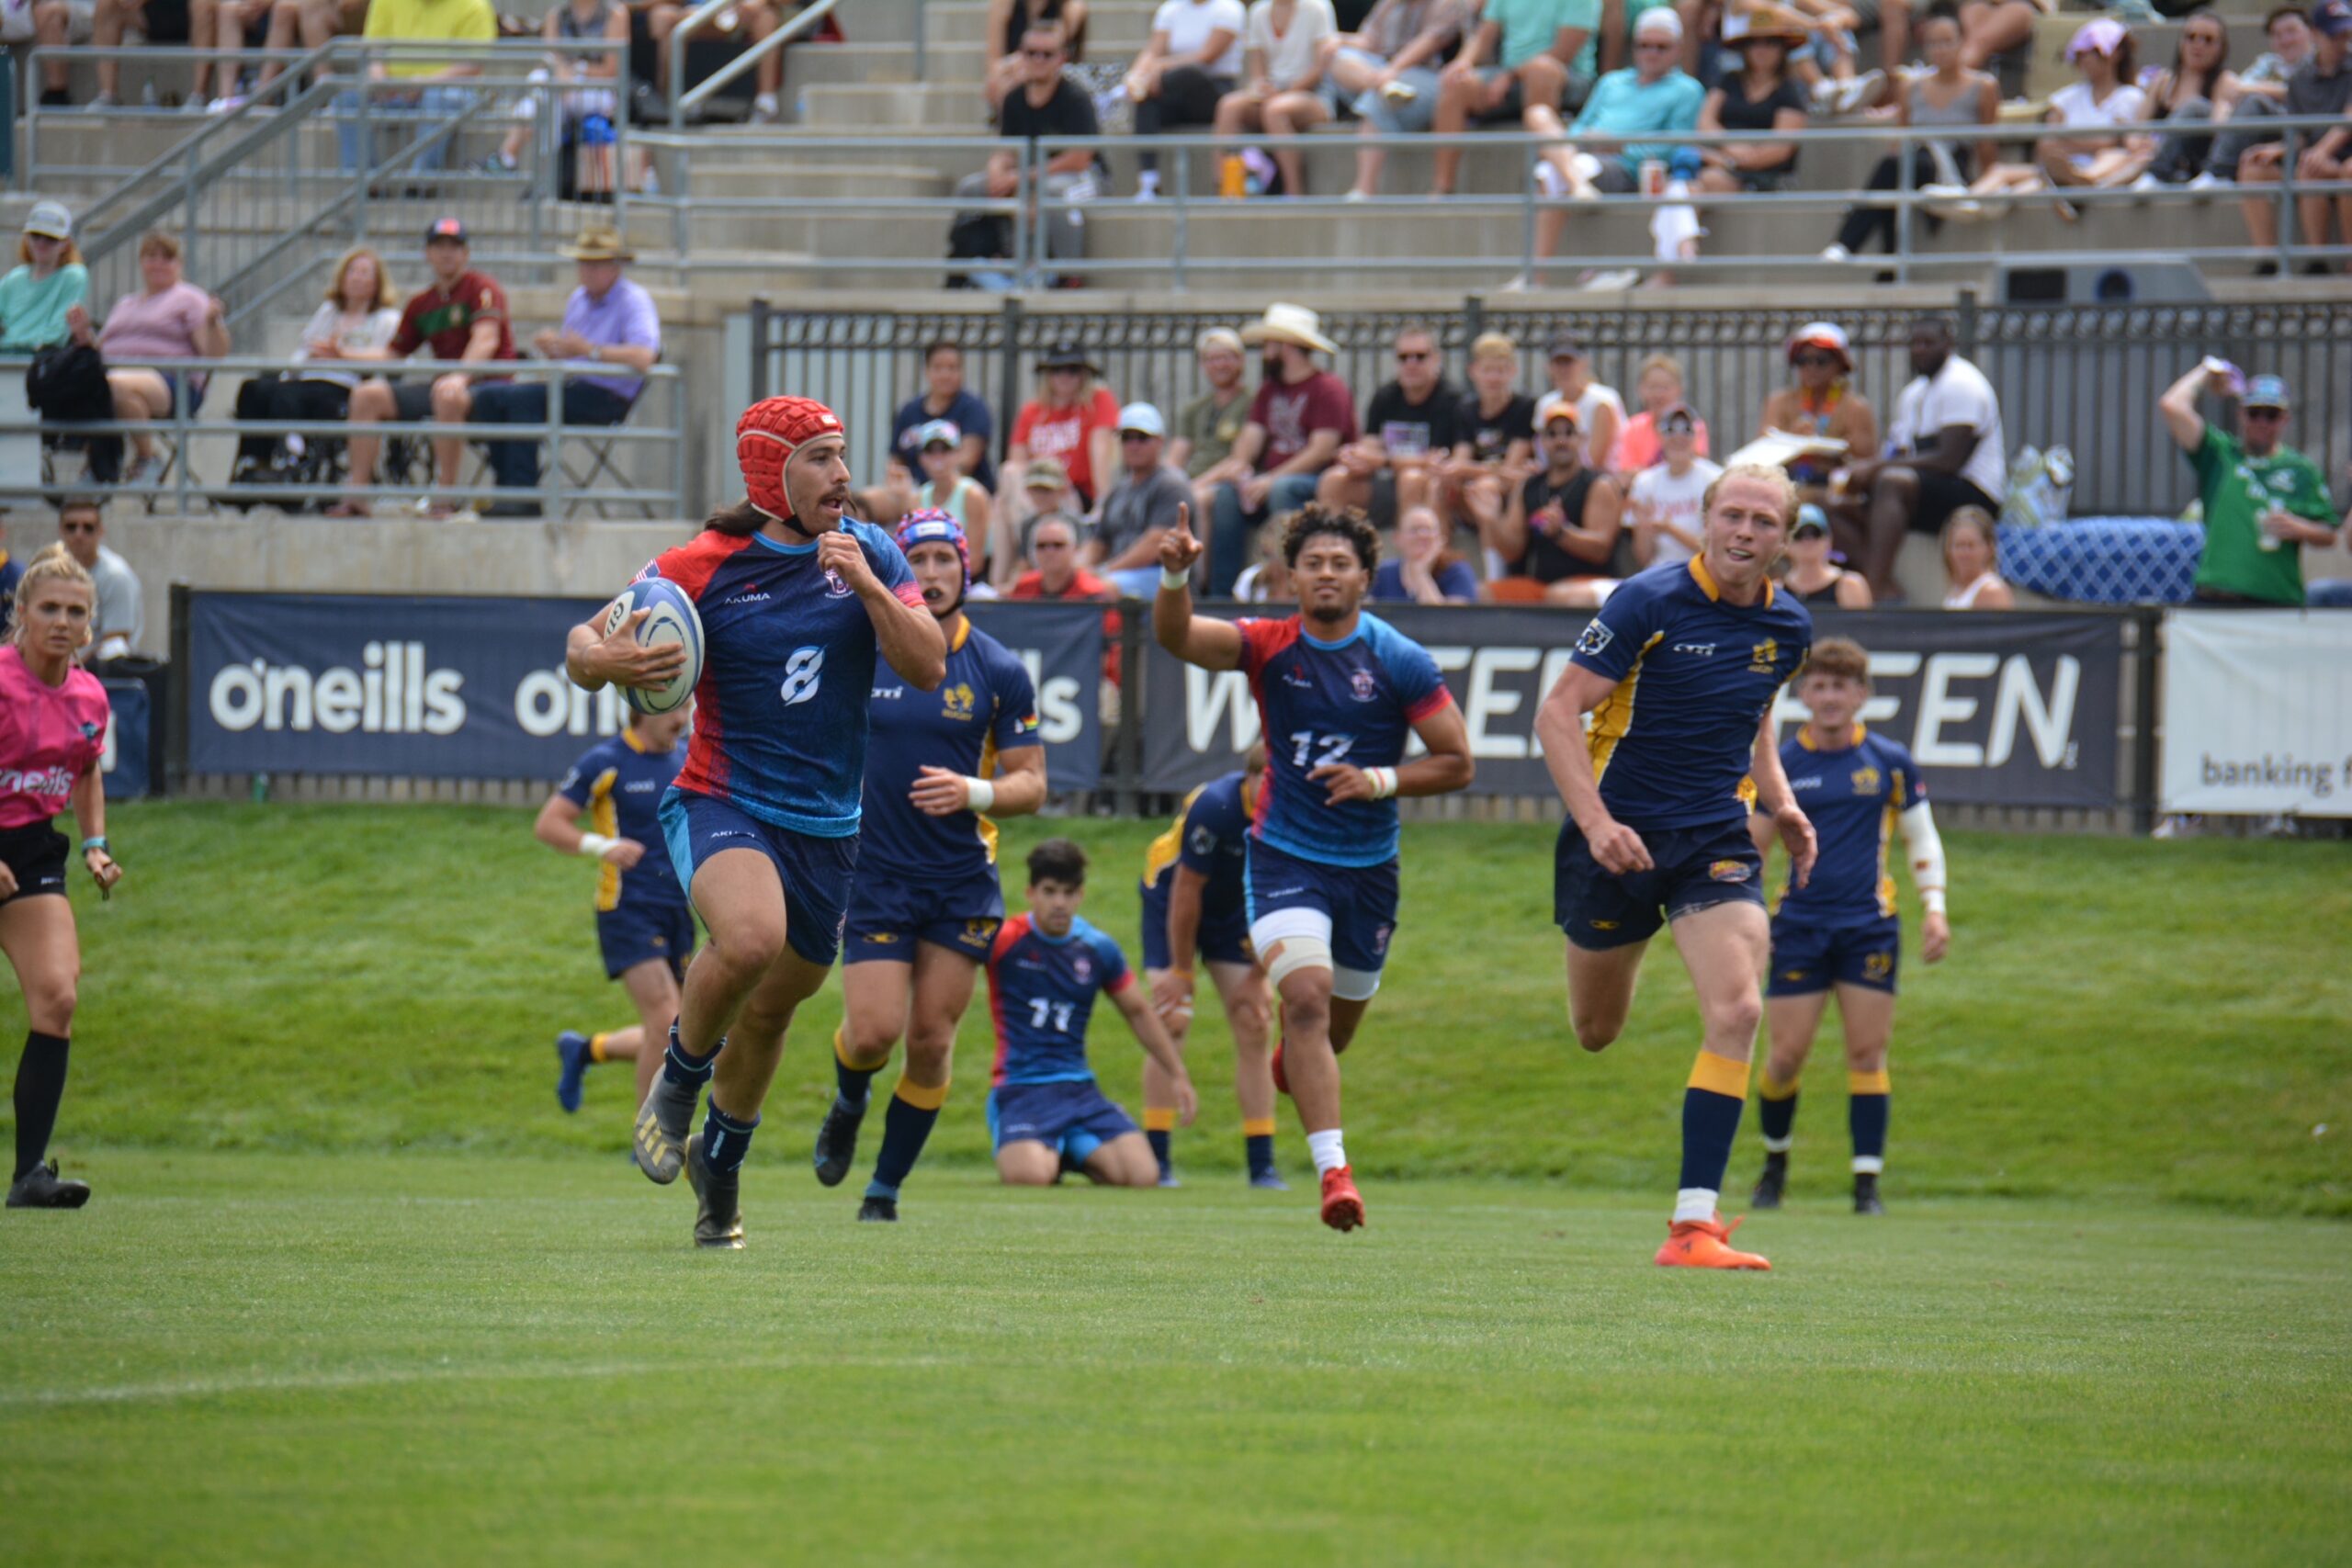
[
  {"left": 685, "top": 1134, "right": 742, "bottom": 1249},
  {"left": 811, "top": 1096, "right": 866, "bottom": 1188},
  {"left": 6, "top": 1160, "right": 92, "bottom": 1209},
  {"left": 1853, "top": 1172, "right": 1885, "bottom": 1216},
  {"left": 857, "top": 1195, "right": 898, "bottom": 1223},
  {"left": 1751, "top": 1154, "right": 1788, "bottom": 1211}
]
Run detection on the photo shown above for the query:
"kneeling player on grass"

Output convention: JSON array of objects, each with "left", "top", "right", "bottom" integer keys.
[
  {"left": 1155, "top": 503, "right": 1474, "bottom": 1232},
  {"left": 534, "top": 705, "right": 693, "bottom": 1117},
  {"left": 988, "top": 839, "right": 1197, "bottom": 1187},
  {"left": 1747, "top": 636, "right": 1950, "bottom": 1216},
  {"left": 1139, "top": 742, "right": 1284, "bottom": 1189},
  {"left": 819, "top": 510, "right": 1046, "bottom": 1224},
  {"left": 1533, "top": 464, "right": 1815, "bottom": 1271}
]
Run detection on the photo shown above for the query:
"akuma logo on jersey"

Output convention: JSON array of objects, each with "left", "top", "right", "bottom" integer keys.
[{"left": 1283, "top": 671, "right": 1314, "bottom": 690}]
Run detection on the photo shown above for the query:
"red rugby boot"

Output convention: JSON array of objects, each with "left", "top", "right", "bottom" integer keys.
[
  {"left": 1654, "top": 1213, "right": 1770, "bottom": 1270},
  {"left": 1319, "top": 1166, "right": 1365, "bottom": 1232}
]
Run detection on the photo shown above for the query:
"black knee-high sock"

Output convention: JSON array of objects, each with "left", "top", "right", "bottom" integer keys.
[
  {"left": 1849, "top": 1068, "right": 1890, "bottom": 1174},
  {"left": 14, "top": 1032, "right": 70, "bottom": 1181},
  {"left": 865, "top": 1076, "right": 946, "bottom": 1200},
  {"left": 1758, "top": 1070, "right": 1800, "bottom": 1154},
  {"left": 833, "top": 1026, "right": 879, "bottom": 1111}
]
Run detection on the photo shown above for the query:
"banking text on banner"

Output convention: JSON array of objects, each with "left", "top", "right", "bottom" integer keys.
[{"left": 2161, "top": 610, "right": 2352, "bottom": 818}]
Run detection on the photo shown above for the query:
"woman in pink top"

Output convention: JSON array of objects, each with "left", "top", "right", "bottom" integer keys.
[
  {"left": 1, "top": 545, "right": 122, "bottom": 1210},
  {"left": 65, "top": 229, "right": 232, "bottom": 487}
]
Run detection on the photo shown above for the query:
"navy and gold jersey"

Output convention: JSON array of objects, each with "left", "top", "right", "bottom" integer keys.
[
  {"left": 1569, "top": 558, "right": 1811, "bottom": 832},
  {"left": 859, "top": 617, "right": 1040, "bottom": 881},
  {"left": 987, "top": 912, "right": 1135, "bottom": 1087},
  {"left": 557, "top": 728, "right": 689, "bottom": 912},
  {"left": 1140, "top": 770, "right": 1250, "bottom": 919},
  {"left": 1774, "top": 725, "right": 1925, "bottom": 926}
]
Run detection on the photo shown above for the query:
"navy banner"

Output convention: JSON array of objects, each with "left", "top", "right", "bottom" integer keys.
[
  {"left": 185, "top": 592, "right": 1103, "bottom": 788},
  {"left": 100, "top": 678, "right": 149, "bottom": 800}
]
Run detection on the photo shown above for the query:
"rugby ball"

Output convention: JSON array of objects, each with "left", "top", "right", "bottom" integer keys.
[{"left": 605, "top": 577, "right": 704, "bottom": 715}]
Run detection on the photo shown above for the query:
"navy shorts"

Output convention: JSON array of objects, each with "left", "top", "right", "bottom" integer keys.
[
  {"left": 1555, "top": 817, "right": 1765, "bottom": 951},
  {"left": 1138, "top": 881, "right": 1254, "bottom": 972},
  {"left": 842, "top": 863, "right": 1004, "bottom": 965},
  {"left": 987, "top": 1077, "right": 1139, "bottom": 1165},
  {"left": 659, "top": 787, "right": 860, "bottom": 968},
  {"left": 1244, "top": 838, "right": 1399, "bottom": 984},
  {"left": 1767, "top": 913, "right": 1901, "bottom": 997},
  {"left": 595, "top": 896, "right": 695, "bottom": 983},
  {"left": 0, "top": 823, "right": 68, "bottom": 906}
]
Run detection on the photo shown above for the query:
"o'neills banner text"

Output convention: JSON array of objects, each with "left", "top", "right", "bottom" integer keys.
[{"left": 2161, "top": 610, "right": 2352, "bottom": 817}]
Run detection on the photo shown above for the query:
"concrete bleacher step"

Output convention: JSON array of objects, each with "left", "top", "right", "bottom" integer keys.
[
  {"left": 779, "top": 41, "right": 919, "bottom": 90},
  {"left": 797, "top": 81, "right": 995, "bottom": 130},
  {"left": 686, "top": 161, "right": 948, "bottom": 198}
]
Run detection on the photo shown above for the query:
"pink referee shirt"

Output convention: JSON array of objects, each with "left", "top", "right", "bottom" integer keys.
[{"left": 0, "top": 645, "right": 109, "bottom": 829}]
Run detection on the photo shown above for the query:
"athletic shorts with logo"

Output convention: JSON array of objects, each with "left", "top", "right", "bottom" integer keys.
[
  {"left": 595, "top": 897, "right": 695, "bottom": 983},
  {"left": 1555, "top": 817, "right": 1764, "bottom": 949},
  {"left": 660, "top": 786, "right": 859, "bottom": 967},
  {"left": 1243, "top": 837, "right": 1399, "bottom": 977},
  {"left": 987, "top": 1077, "right": 1139, "bottom": 1164},
  {"left": 842, "top": 864, "right": 1004, "bottom": 964},
  {"left": 1767, "top": 912, "right": 1901, "bottom": 996},
  {"left": 0, "top": 822, "right": 68, "bottom": 906}
]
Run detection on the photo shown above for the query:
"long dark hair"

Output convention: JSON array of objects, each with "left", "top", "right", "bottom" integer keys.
[
  {"left": 704, "top": 499, "right": 769, "bottom": 536},
  {"left": 2170, "top": 6, "right": 2231, "bottom": 100}
]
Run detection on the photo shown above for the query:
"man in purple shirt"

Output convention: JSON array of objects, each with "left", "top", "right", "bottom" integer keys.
[{"left": 457, "top": 223, "right": 662, "bottom": 517}]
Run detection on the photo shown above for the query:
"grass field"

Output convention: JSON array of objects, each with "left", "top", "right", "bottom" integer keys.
[{"left": 2, "top": 803, "right": 2349, "bottom": 1563}]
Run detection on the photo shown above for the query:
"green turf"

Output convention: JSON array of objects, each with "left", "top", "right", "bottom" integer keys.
[
  {"left": 3, "top": 1153, "right": 2347, "bottom": 1567},
  {"left": 5, "top": 803, "right": 2346, "bottom": 1213}
]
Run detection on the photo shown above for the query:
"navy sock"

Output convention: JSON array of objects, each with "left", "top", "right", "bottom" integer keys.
[
  {"left": 1146, "top": 1128, "right": 1171, "bottom": 1175},
  {"left": 1849, "top": 1069, "right": 1890, "bottom": 1171},
  {"left": 1245, "top": 1132, "right": 1277, "bottom": 1179},
  {"left": 700, "top": 1100, "right": 758, "bottom": 1175},
  {"left": 663, "top": 1020, "right": 721, "bottom": 1089},
  {"left": 1679, "top": 1051, "right": 1749, "bottom": 1192},
  {"left": 13, "top": 1032, "right": 69, "bottom": 1181},
  {"left": 865, "top": 1077, "right": 945, "bottom": 1199},
  {"left": 833, "top": 1027, "right": 878, "bottom": 1110},
  {"left": 1758, "top": 1073, "right": 1800, "bottom": 1152}
]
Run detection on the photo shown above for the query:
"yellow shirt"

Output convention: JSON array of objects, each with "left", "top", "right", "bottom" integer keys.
[{"left": 364, "top": 0, "right": 497, "bottom": 78}]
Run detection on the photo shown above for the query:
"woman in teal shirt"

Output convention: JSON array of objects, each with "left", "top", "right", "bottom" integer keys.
[{"left": 0, "top": 202, "right": 90, "bottom": 354}]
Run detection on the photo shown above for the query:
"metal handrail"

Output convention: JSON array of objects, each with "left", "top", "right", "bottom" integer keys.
[{"left": 673, "top": 0, "right": 842, "bottom": 122}]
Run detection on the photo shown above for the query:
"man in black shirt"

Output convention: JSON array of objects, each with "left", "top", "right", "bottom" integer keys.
[
  {"left": 1314, "top": 322, "right": 1464, "bottom": 526},
  {"left": 1491, "top": 401, "right": 1628, "bottom": 603},
  {"left": 954, "top": 20, "right": 1102, "bottom": 271}
]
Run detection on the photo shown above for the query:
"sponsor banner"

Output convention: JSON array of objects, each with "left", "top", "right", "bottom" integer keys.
[
  {"left": 2160, "top": 610, "right": 2352, "bottom": 817},
  {"left": 1141, "top": 604, "right": 2121, "bottom": 807},
  {"left": 100, "top": 679, "right": 149, "bottom": 799},
  {"left": 186, "top": 593, "right": 1103, "bottom": 788}
]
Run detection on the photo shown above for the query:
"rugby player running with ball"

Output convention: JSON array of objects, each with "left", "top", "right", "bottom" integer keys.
[{"left": 567, "top": 398, "right": 944, "bottom": 1249}]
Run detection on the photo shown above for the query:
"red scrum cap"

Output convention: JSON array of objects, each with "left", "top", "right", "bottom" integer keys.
[{"left": 736, "top": 396, "right": 843, "bottom": 519}]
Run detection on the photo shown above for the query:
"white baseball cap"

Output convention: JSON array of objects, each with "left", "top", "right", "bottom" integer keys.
[
  {"left": 1634, "top": 6, "right": 1684, "bottom": 41},
  {"left": 1116, "top": 402, "right": 1166, "bottom": 437}
]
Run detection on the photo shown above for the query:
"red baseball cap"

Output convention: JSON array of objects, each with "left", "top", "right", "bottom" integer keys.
[
  {"left": 424, "top": 216, "right": 468, "bottom": 245},
  {"left": 736, "top": 396, "right": 843, "bottom": 518}
]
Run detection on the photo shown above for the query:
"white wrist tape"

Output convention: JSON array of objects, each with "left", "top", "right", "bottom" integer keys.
[
  {"left": 1160, "top": 565, "right": 1192, "bottom": 592},
  {"left": 578, "top": 832, "right": 616, "bottom": 858},
  {"left": 1365, "top": 766, "right": 1399, "bottom": 799},
  {"left": 1920, "top": 889, "right": 1948, "bottom": 916},
  {"left": 1899, "top": 801, "right": 1947, "bottom": 916},
  {"left": 965, "top": 776, "right": 995, "bottom": 813}
]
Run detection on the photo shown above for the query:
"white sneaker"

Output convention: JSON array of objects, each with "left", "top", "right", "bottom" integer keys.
[
  {"left": 1833, "top": 71, "right": 1883, "bottom": 114},
  {"left": 1809, "top": 77, "right": 1842, "bottom": 114},
  {"left": 1496, "top": 272, "right": 1536, "bottom": 293},
  {"left": 1534, "top": 160, "right": 1566, "bottom": 198},
  {"left": 83, "top": 90, "right": 116, "bottom": 109},
  {"left": 1820, "top": 243, "right": 1852, "bottom": 262},
  {"left": 2187, "top": 171, "right": 2223, "bottom": 191},
  {"left": 752, "top": 91, "right": 780, "bottom": 123},
  {"left": 1342, "top": 187, "right": 1371, "bottom": 202},
  {"left": 1582, "top": 267, "right": 1642, "bottom": 291}
]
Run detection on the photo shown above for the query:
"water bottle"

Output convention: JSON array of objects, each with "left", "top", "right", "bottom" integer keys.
[{"left": 581, "top": 113, "right": 614, "bottom": 147}]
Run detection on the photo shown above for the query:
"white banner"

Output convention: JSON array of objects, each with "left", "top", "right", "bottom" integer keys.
[{"left": 2161, "top": 611, "right": 2352, "bottom": 817}]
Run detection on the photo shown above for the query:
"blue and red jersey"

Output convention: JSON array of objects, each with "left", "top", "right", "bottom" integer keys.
[
  {"left": 859, "top": 616, "right": 1040, "bottom": 881},
  {"left": 986, "top": 911, "right": 1134, "bottom": 1087},
  {"left": 1237, "top": 612, "right": 1453, "bottom": 868},
  {"left": 1774, "top": 725, "right": 1925, "bottom": 926},
  {"left": 630, "top": 521, "right": 922, "bottom": 839}
]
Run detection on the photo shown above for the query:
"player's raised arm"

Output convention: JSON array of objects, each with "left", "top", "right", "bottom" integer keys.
[
  {"left": 1110, "top": 981, "right": 1198, "bottom": 1126},
  {"left": 566, "top": 602, "right": 685, "bottom": 693},
  {"left": 1749, "top": 710, "right": 1816, "bottom": 888},
  {"left": 1152, "top": 502, "right": 1247, "bottom": 670},
  {"left": 820, "top": 530, "right": 946, "bottom": 690},
  {"left": 1534, "top": 662, "right": 1654, "bottom": 874}
]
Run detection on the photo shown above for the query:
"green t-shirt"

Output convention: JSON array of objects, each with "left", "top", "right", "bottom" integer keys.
[
  {"left": 1486, "top": 0, "right": 1598, "bottom": 72},
  {"left": 1177, "top": 388, "right": 1250, "bottom": 479},
  {"left": 2189, "top": 425, "right": 2335, "bottom": 605},
  {"left": 0, "top": 264, "right": 88, "bottom": 352}
]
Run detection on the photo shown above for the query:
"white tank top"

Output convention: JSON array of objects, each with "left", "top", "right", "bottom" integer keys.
[{"left": 1944, "top": 572, "right": 1999, "bottom": 609}]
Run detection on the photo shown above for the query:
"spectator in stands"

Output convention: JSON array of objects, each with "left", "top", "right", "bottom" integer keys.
[
  {"left": 1613, "top": 352, "right": 1709, "bottom": 477},
  {"left": 441, "top": 224, "right": 657, "bottom": 517},
  {"left": 1315, "top": 320, "right": 1460, "bottom": 525},
  {"left": 889, "top": 339, "right": 996, "bottom": 504},
  {"left": 331, "top": 218, "right": 516, "bottom": 519},
  {"left": 62, "top": 230, "right": 230, "bottom": 488},
  {"left": 197, "top": 0, "right": 278, "bottom": 112},
  {"left": 0, "top": 546, "right": 18, "bottom": 639},
  {"left": 1213, "top": 0, "right": 1340, "bottom": 196},
  {"left": 914, "top": 422, "right": 997, "bottom": 569},
  {"left": 1938, "top": 505, "right": 2013, "bottom": 608},
  {"left": 1691, "top": 11, "right": 1808, "bottom": 198},
  {"left": 1625, "top": 401, "right": 1720, "bottom": 567},
  {"left": 1197, "top": 302, "right": 1358, "bottom": 595},
  {"left": 85, "top": 0, "right": 232, "bottom": 109},
  {"left": 1170, "top": 327, "right": 1252, "bottom": 479},
  {"left": 249, "top": 0, "right": 369, "bottom": 105},
  {"left": 1488, "top": 400, "right": 1628, "bottom": 602},
  {"left": 1093, "top": 403, "right": 1195, "bottom": 595},
  {"left": 1130, "top": 0, "right": 1248, "bottom": 199},
  {"left": 1230, "top": 518, "right": 1298, "bottom": 601},
  {"left": 1007, "top": 338, "right": 1120, "bottom": 516},
  {"left": 230, "top": 245, "right": 401, "bottom": 489},
  {"left": 1760, "top": 320, "right": 1878, "bottom": 510},
  {"left": 483, "top": 0, "right": 635, "bottom": 173},
  {"left": 31, "top": 0, "right": 100, "bottom": 107},
  {"left": 56, "top": 499, "right": 143, "bottom": 663},
  {"left": 1821, "top": 7, "right": 1996, "bottom": 261},
  {"left": 1534, "top": 333, "right": 1623, "bottom": 472},
  {"left": 987, "top": 0, "right": 1091, "bottom": 111},
  {"left": 1445, "top": 329, "right": 1535, "bottom": 556},
  {"left": 1431, "top": 0, "right": 1600, "bottom": 197},
  {"left": 1954, "top": 0, "right": 2050, "bottom": 73},
  {"left": 1259, "top": 0, "right": 1476, "bottom": 197},
  {"left": 2159, "top": 362, "right": 2339, "bottom": 605},
  {"left": 1516, "top": 10, "right": 1702, "bottom": 280},
  {"left": 1831, "top": 313, "right": 2005, "bottom": 604},
  {"left": 2232, "top": 5, "right": 2313, "bottom": 107},
  {"left": 1008, "top": 512, "right": 1125, "bottom": 682},
  {"left": 1781, "top": 501, "right": 1872, "bottom": 606},
  {"left": 647, "top": 0, "right": 791, "bottom": 124},
  {"left": 0, "top": 204, "right": 89, "bottom": 353},
  {"left": 1374, "top": 503, "right": 1478, "bottom": 602},
  {"left": 1965, "top": 19, "right": 2144, "bottom": 215},
  {"left": 956, "top": 21, "right": 1103, "bottom": 276},
  {"left": 999, "top": 456, "right": 1085, "bottom": 586},
  {"left": 2117, "top": 9, "right": 2239, "bottom": 190},
  {"left": 2233, "top": 0, "right": 2352, "bottom": 273},
  {"left": 332, "top": 0, "right": 496, "bottom": 173}
]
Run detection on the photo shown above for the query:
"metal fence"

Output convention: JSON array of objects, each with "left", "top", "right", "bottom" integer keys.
[{"left": 746, "top": 294, "right": 2352, "bottom": 517}]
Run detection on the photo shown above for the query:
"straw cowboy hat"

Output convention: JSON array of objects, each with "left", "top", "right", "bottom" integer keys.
[
  {"left": 1238, "top": 302, "right": 1339, "bottom": 355},
  {"left": 560, "top": 223, "right": 635, "bottom": 263},
  {"left": 1729, "top": 3, "right": 1814, "bottom": 43}
]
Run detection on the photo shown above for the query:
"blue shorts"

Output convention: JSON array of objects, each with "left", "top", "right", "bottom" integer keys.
[
  {"left": 1138, "top": 880, "right": 1254, "bottom": 972},
  {"left": 1768, "top": 913, "right": 1901, "bottom": 997},
  {"left": 1555, "top": 817, "right": 1765, "bottom": 951},
  {"left": 1244, "top": 838, "right": 1399, "bottom": 995},
  {"left": 842, "top": 863, "right": 1004, "bottom": 965},
  {"left": 659, "top": 787, "right": 860, "bottom": 968},
  {"left": 596, "top": 896, "right": 695, "bottom": 982},
  {"left": 987, "top": 1077, "right": 1139, "bottom": 1166}
]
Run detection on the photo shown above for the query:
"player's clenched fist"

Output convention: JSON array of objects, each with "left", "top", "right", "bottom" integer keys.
[
  {"left": 818, "top": 528, "right": 879, "bottom": 593},
  {"left": 1158, "top": 502, "right": 1203, "bottom": 579},
  {"left": 1583, "top": 815, "right": 1654, "bottom": 875}
]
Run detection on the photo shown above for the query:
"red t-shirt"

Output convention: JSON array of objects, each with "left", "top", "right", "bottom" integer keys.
[
  {"left": 1248, "top": 370, "right": 1358, "bottom": 472},
  {"left": 1009, "top": 567, "right": 1124, "bottom": 685},
  {"left": 390, "top": 271, "right": 516, "bottom": 362},
  {"left": 1012, "top": 387, "right": 1120, "bottom": 502}
]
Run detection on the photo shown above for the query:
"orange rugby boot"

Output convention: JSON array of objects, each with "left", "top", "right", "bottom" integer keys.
[
  {"left": 1654, "top": 1213, "right": 1770, "bottom": 1270},
  {"left": 1319, "top": 1166, "right": 1365, "bottom": 1232}
]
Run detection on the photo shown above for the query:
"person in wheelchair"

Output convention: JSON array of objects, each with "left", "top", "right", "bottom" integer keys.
[{"left": 230, "top": 247, "right": 402, "bottom": 502}]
